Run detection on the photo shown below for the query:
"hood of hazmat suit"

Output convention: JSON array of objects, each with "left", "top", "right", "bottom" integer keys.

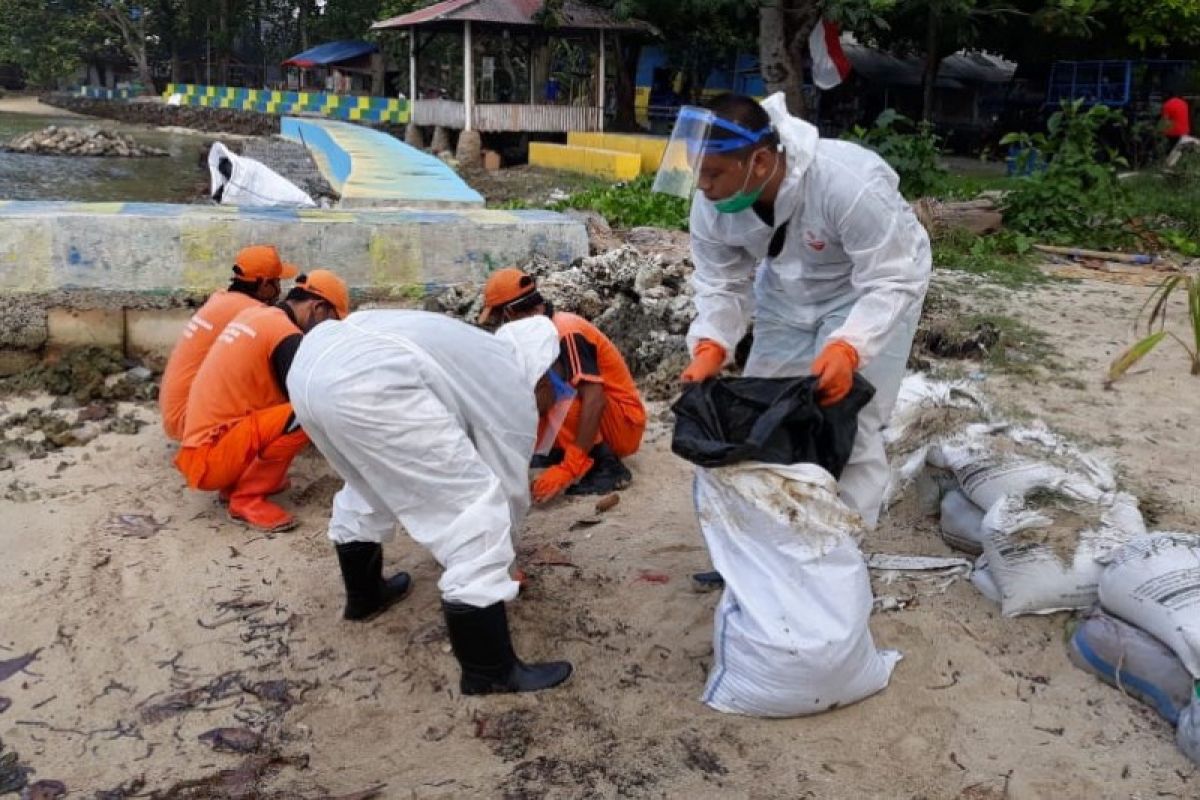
[
  {"left": 494, "top": 315, "right": 560, "bottom": 389},
  {"left": 287, "top": 310, "right": 560, "bottom": 607},
  {"left": 685, "top": 91, "right": 931, "bottom": 369}
]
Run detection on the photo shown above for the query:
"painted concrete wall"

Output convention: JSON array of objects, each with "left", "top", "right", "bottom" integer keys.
[
  {"left": 0, "top": 201, "right": 587, "bottom": 359},
  {"left": 566, "top": 132, "right": 668, "bottom": 175},
  {"left": 528, "top": 143, "right": 642, "bottom": 181},
  {"left": 162, "top": 84, "right": 410, "bottom": 124},
  {"left": 0, "top": 201, "right": 584, "bottom": 293}
]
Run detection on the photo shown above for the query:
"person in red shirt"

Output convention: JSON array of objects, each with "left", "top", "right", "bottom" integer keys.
[
  {"left": 479, "top": 268, "right": 647, "bottom": 502},
  {"left": 175, "top": 270, "right": 350, "bottom": 532},
  {"left": 1163, "top": 96, "right": 1191, "bottom": 143},
  {"left": 159, "top": 245, "right": 299, "bottom": 441}
]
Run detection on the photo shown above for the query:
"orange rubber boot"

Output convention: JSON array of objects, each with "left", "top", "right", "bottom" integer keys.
[{"left": 227, "top": 457, "right": 297, "bottom": 532}]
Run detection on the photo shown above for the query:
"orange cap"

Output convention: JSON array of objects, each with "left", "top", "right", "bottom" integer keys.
[
  {"left": 233, "top": 245, "right": 299, "bottom": 280},
  {"left": 296, "top": 270, "right": 350, "bottom": 319},
  {"left": 479, "top": 268, "right": 537, "bottom": 323}
]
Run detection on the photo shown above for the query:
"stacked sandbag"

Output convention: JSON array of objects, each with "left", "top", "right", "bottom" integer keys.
[
  {"left": 881, "top": 374, "right": 990, "bottom": 512},
  {"left": 1096, "top": 533, "right": 1200, "bottom": 765},
  {"left": 1067, "top": 608, "right": 1194, "bottom": 724},
  {"left": 1098, "top": 533, "right": 1200, "bottom": 676},
  {"left": 1180, "top": 688, "right": 1200, "bottom": 765},
  {"left": 923, "top": 423, "right": 1144, "bottom": 615},
  {"left": 694, "top": 462, "right": 899, "bottom": 716}
]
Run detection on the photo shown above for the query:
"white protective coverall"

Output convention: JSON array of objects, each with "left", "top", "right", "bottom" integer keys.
[
  {"left": 287, "top": 310, "right": 559, "bottom": 608},
  {"left": 687, "top": 92, "right": 931, "bottom": 528}
]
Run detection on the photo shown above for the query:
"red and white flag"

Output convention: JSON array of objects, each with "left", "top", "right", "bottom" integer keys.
[{"left": 809, "top": 19, "right": 851, "bottom": 90}]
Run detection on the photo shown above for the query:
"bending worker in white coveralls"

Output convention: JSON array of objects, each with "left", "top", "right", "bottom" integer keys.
[
  {"left": 657, "top": 92, "right": 930, "bottom": 530},
  {"left": 286, "top": 310, "right": 572, "bottom": 696}
]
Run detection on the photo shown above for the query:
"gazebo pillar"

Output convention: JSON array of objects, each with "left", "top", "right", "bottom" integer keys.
[
  {"left": 456, "top": 19, "right": 482, "bottom": 165},
  {"left": 598, "top": 31, "right": 606, "bottom": 131},
  {"left": 405, "top": 29, "right": 423, "bottom": 147}
]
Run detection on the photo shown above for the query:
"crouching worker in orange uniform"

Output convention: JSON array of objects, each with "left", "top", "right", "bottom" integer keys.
[
  {"left": 479, "top": 268, "right": 647, "bottom": 503},
  {"left": 175, "top": 270, "right": 350, "bottom": 532},
  {"left": 160, "top": 245, "right": 299, "bottom": 442}
]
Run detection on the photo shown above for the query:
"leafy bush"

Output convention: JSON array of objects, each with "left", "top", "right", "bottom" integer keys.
[
  {"left": 548, "top": 174, "right": 689, "bottom": 230},
  {"left": 999, "top": 101, "right": 1128, "bottom": 243},
  {"left": 842, "top": 109, "right": 947, "bottom": 199}
]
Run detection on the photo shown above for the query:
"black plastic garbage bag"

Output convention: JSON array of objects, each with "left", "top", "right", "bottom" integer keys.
[{"left": 670, "top": 375, "right": 875, "bottom": 477}]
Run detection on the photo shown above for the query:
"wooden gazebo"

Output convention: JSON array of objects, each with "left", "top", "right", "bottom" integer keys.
[{"left": 371, "top": 0, "right": 653, "bottom": 133}]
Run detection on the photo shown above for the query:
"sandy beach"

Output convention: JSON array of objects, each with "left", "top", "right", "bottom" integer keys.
[{"left": 0, "top": 268, "right": 1196, "bottom": 798}]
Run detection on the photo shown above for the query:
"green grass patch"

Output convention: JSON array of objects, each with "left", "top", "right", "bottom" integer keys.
[
  {"left": 972, "top": 312, "right": 1060, "bottom": 377},
  {"left": 934, "top": 171, "right": 1017, "bottom": 201},
  {"left": 932, "top": 228, "right": 1047, "bottom": 287}
]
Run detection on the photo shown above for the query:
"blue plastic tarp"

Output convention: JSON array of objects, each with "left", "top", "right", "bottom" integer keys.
[{"left": 283, "top": 40, "right": 378, "bottom": 68}]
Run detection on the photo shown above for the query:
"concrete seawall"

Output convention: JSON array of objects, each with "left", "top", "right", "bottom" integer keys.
[{"left": 0, "top": 201, "right": 588, "bottom": 369}]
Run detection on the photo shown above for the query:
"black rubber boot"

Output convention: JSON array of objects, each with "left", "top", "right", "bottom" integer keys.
[
  {"left": 335, "top": 542, "right": 411, "bottom": 622},
  {"left": 441, "top": 601, "right": 572, "bottom": 695},
  {"left": 565, "top": 443, "right": 632, "bottom": 496},
  {"left": 691, "top": 570, "right": 725, "bottom": 593}
]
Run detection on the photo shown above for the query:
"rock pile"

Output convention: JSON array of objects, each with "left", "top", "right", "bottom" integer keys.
[
  {"left": 4, "top": 125, "right": 168, "bottom": 157},
  {"left": 434, "top": 242, "right": 697, "bottom": 400}
]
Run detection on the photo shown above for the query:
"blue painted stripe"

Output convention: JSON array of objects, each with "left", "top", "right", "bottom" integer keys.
[
  {"left": 1072, "top": 628, "right": 1184, "bottom": 724},
  {"left": 280, "top": 118, "right": 351, "bottom": 190}
]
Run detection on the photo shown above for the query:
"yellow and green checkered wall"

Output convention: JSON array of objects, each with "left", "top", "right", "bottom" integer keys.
[{"left": 162, "top": 84, "right": 410, "bottom": 124}]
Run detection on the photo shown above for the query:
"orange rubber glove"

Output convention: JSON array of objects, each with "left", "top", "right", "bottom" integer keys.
[
  {"left": 680, "top": 339, "right": 727, "bottom": 383},
  {"left": 532, "top": 443, "right": 593, "bottom": 504},
  {"left": 811, "top": 340, "right": 860, "bottom": 407}
]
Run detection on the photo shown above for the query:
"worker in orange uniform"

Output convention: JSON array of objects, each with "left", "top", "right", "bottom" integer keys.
[
  {"left": 479, "top": 268, "right": 646, "bottom": 502},
  {"left": 175, "top": 270, "right": 350, "bottom": 532},
  {"left": 160, "top": 245, "right": 299, "bottom": 441}
]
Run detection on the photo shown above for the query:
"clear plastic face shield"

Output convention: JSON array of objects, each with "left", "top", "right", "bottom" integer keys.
[
  {"left": 651, "top": 106, "right": 775, "bottom": 199},
  {"left": 535, "top": 369, "right": 576, "bottom": 456}
]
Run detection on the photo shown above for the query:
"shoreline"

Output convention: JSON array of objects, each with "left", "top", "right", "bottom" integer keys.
[{"left": 0, "top": 94, "right": 83, "bottom": 117}]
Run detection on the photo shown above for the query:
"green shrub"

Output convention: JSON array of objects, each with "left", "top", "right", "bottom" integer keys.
[
  {"left": 999, "top": 101, "right": 1128, "bottom": 243},
  {"left": 549, "top": 174, "right": 689, "bottom": 230},
  {"left": 842, "top": 109, "right": 947, "bottom": 199}
]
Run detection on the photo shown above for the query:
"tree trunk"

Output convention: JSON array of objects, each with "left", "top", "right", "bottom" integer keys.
[
  {"left": 759, "top": 0, "right": 822, "bottom": 118},
  {"left": 759, "top": 2, "right": 804, "bottom": 116},
  {"left": 612, "top": 33, "right": 641, "bottom": 132},
  {"left": 921, "top": 7, "right": 941, "bottom": 122},
  {"left": 218, "top": 0, "right": 230, "bottom": 85},
  {"left": 135, "top": 48, "right": 154, "bottom": 92}
]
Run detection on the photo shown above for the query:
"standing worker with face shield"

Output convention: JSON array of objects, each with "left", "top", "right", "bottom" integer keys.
[
  {"left": 656, "top": 93, "right": 930, "bottom": 530},
  {"left": 160, "top": 245, "right": 299, "bottom": 442},
  {"left": 287, "top": 311, "right": 572, "bottom": 695},
  {"left": 175, "top": 270, "right": 350, "bottom": 532}
]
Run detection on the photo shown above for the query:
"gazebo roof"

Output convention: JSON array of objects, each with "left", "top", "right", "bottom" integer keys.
[
  {"left": 371, "top": 0, "right": 654, "bottom": 34},
  {"left": 282, "top": 40, "right": 378, "bottom": 68}
]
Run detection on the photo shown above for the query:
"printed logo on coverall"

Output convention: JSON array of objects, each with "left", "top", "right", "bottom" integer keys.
[{"left": 804, "top": 230, "right": 827, "bottom": 251}]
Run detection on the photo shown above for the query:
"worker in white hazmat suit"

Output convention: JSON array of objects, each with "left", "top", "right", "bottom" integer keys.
[
  {"left": 655, "top": 92, "right": 930, "bottom": 530},
  {"left": 287, "top": 310, "right": 572, "bottom": 695}
]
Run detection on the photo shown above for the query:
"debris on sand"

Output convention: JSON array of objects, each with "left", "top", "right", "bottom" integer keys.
[
  {"left": 0, "top": 349, "right": 156, "bottom": 404},
  {"left": 0, "top": 738, "right": 32, "bottom": 795},
  {"left": 103, "top": 513, "right": 170, "bottom": 539},
  {"left": 19, "top": 778, "right": 67, "bottom": 799},
  {"left": 198, "top": 728, "right": 264, "bottom": 755},
  {"left": 433, "top": 244, "right": 696, "bottom": 400},
  {"left": 0, "top": 650, "right": 39, "bottom": 683}
]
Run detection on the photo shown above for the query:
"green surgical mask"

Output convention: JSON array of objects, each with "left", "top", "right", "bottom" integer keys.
[{"left": 712, "top": 152, "right": 778, "bottom": 214}]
